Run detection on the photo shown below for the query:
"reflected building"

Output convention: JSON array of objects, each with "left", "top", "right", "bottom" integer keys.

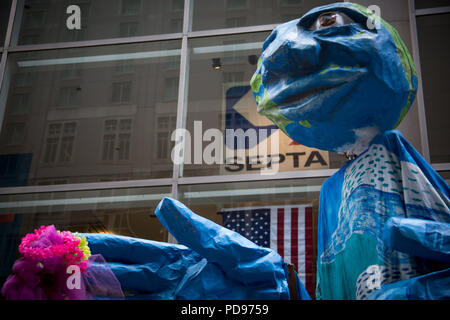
[
  {"left": 0, "top": 0, "right": 448, "bottom": 298},
  {"left": 0, "top": 42, "right": 180, "bottom": 185}
]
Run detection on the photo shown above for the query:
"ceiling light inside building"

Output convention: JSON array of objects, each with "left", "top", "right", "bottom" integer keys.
[{"left": 212, "top": 58, "right": 221, "bottom": 70}]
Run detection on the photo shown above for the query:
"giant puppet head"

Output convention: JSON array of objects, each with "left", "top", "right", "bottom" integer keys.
[{"left": 250, "top": 2, "right": 417, "bottom": 155}]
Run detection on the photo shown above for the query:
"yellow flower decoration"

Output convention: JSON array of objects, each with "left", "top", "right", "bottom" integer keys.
[{"left": 75, "top": 233, "right": 91, "bottom": 261}]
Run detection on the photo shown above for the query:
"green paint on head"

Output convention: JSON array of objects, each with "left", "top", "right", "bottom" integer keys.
[
  {"left": 351, "top": 3, "right": 417, "bottom": 126},
  {"left": 257, "top": 89, "right": 293, "bottom": 133},
  {"left": 299, "top": 120, "right": 312, "bottom": 128},
  {"left": 250, "top": 73, "right": 262, "bottom": 93},
  {"left": 257, "top": 57, "right": 263, "bottom": 68}
]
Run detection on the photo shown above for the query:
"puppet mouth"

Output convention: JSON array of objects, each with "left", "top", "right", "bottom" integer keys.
[
  {"left": 279, "top": 83, "right": 344, "bottom": 107},
  {"left": 258, "top": 66, "right": 367, "bottom": 117}
]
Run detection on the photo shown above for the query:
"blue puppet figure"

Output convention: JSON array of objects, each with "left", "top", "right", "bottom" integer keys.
[
  {"left": 250, "top": 2, "right": 449, "bottom": 299},
  {"left": 73, "top": 3, "right": 449, "bottom": 300}
]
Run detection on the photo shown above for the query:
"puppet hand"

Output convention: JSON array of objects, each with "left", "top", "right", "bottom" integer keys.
[
  {"left": 368, "top": 217, "right": 450, "bottom": 299},
  {"left": 82, "top": 197, "right": 310, "bottom": 300}
]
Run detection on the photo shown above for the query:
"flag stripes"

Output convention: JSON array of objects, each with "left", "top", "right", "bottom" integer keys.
[{"left": 222, "top": 204, "right": 314, "bottom": 297}]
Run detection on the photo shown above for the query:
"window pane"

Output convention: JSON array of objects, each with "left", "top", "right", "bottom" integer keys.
[
  {"left": 0, "top": 185, "right": 171, "bottom": 284},
  {"left": 0, "top": 40, "right": 181, "bottom": 186},
  {"left": 417, "top": 13, "right": 450, "bottom": 163},
  {"left": 0, "top": 1, "right": 12, "bottom": 46},
  {"left": 183, "top": 32, "right": 347, "bottom": 177},
  {"left": 121, "top": 0, "right": 141, "bottom": 16},
  {"left": 191, "top": 0, "right": 334, "bottom": 31},
  {"left": 4, "top": 123, "right": 25, "bottom": 145},
  {"left": 179, "top": 178, "right": 323, "bottom": 297},
  {"left": 438, "top": 171, "right": 450, "bottom": 184},
  {"left": 415, "top": 0, "right": 450, "bottom": 9},
  {"left": 12, "top": 0, "right": 184, "bottom": 45}
]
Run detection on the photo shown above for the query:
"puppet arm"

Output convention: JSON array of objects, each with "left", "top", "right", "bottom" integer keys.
[
  {"left": 368, "top": 217, "right": 450, "bottom": 299},
  {"left": 82, "top": 197, "right": 310, "bottom": 300}
]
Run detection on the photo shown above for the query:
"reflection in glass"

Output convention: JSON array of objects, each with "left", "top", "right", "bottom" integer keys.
[
  {"left": 179, "top": 177, "right": 324, "bottom": 297},
  {"left": 415, "top": 0, "right": 450, "bottom": 9},
  {"left": 417, "top": 13, "right": 450, "bottom": 163},
  {"left": 0, "top": 185, "right": 171, "bottom": 285},
  {"left": 184, "top": 33, "right": 347, "bottom": 177},
  {"left": 13, "top": 0, "right": 184, "bottom": 45},
  {"left": 0, "top": 41, "right": 181, "bottom": 186},
  {"left": 0, "top": 1, "right": 12, "bottom": 46},
  {"left": 191, "top": 0, "right": 334, "bottom": 31},
  {"left": 437, "top": 171, "right": 450, "bottom": 184}
]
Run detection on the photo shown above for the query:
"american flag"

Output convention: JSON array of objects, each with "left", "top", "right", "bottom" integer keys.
[{"left": 222, "top": 205, "right": 314, "bottom": 296}]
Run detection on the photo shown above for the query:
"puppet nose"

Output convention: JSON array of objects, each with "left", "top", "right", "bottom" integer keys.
[{"left": 262, "top": 31, "right": 320, "bottom": 78}]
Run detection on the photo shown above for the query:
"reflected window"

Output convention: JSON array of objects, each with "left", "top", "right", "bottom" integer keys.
[
  {"left": 57, "top": 86, "right": 81, "bottom": 108},
  {"left": 121, "top": 0, "right": 141, "bottom": 16},
  {"left": 61, "top": 64, "right": 82, "bottom": 79},
  {"left": 76, "top": 2, "right": 91, "bottom": 20},
  {"left": 119, "top": 22, "right": 139, "bottom": 37},
  {"left": 23, "top": 10, "right": 45, "bottom": 29},
  {"left": 280, "top": 0, "right": 303, "bottom": 6},
  {"left": 170, "top": 18, "right": 183, "bottom": 33},
  {"left": 172, "top": 0, "right": 184, "bottom": 11},
  {"left": 64, "top": 28, "right": 87, "bottom": 42},
  {"left": 59, "top": 123, "right": 77, "bottom": 162},
  {"left": 4, "top": 123, "right": 26, "bottom": 145},
  {"left": 10, "top": 94, "right": 30, "bottom": 116},
  {"left": 166, "top": 55, "right": 180, "bottom": 70},
  {"left": 102, "top": 119, "right": 132, "bottom": 161},
  {"left": 156, "top": 116, "right": 176, "bottom": 160},
  {"left": 20, "top": 34, "right": 40, "bottom": 45},
  {"left": 225, "top": 17, "right": 247, "bottom": 28},
  {"left": 164, "top": 77, "right": 179, "bottom": 101},
  {"left": 43, "top": 122, "right": 77, "bottom": 164},
  {"left": 14, "top": 72, "right": 34, "bottom": 87},
  {"left": 115, "top": 60, "right": 134, "bottom": 74},
  {"left": 112, "top": 82, "right": 132, "bottom": 103},
  {"left": 226, "top": 0, "right": 247, "bottom": 10}
]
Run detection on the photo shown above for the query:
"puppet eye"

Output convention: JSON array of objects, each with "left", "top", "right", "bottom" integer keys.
[{"left": 310, "top": 12, "right": 353, "bottom": 30}]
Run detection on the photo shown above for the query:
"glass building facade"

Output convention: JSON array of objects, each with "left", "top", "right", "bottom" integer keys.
[{"left": 0, "top": 0, "right": 449, "bottom": 297}]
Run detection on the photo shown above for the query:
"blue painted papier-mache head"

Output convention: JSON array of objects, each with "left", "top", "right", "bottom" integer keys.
[{"left": 250, "top": 2, "right": 418, "bottom": 155}]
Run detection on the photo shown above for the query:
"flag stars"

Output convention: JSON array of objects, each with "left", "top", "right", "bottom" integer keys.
[{"left": 223, "top": 209, "right": 270, "bottom": 247}]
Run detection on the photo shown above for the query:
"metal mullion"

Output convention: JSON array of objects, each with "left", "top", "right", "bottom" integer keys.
[
  {"left": 0, "top": 0, "right": 18, "bottom": 84},
  {"left": 0, "top": 178, "right": 174, "bottom": 196},
  {"left": 432, "top": 163, "right": 450, "bottom": 172},
  {"left": 170, "top": 38, "right": 188, "bottom": 200},
  {"left": 3, "top": 0, "right": 17, "bottom": 50},
  {"left": 167, "top": 0, "right": 193, "bottom": 244},
  {"left": 7, "top": 33, "right": 184, "bottom": 53},
  {"left": 178, "top": 169, "right": 338, "bottom": 186},
  {"left": 415, "top": 6, "right": 450, "bottom": 16},
  {"left": 0, "top": 52, "right": 7, "bottom": 94},
  {"left": 408, "top": 0, "right": 431, "bottom": 163},
  {"left": 187, "top": 24, "right": 278, "bottom": 39},
  {"left": 171, "top": 0, "right": 192, "bottom": 203},
  {"left": 0, "top": 0, "right": 18, "bottom": 135}
]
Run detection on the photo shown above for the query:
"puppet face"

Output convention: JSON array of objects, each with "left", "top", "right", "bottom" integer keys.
[{"left": 250, "top": 3, "right": 417, "bottom": 154}]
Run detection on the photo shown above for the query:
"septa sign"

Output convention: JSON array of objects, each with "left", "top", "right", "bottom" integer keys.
[{"left": 221, "top": 85, "right": 329, "bottom": 174}]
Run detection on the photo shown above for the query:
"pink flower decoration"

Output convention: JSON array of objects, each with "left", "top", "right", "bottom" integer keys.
[{"left": 18, "top": 225, "right": 88, "bottom": 273}]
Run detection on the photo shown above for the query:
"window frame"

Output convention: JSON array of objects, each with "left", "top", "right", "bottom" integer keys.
[{"left": 0, "top": 0, "right": 447, "bottom": 247}]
